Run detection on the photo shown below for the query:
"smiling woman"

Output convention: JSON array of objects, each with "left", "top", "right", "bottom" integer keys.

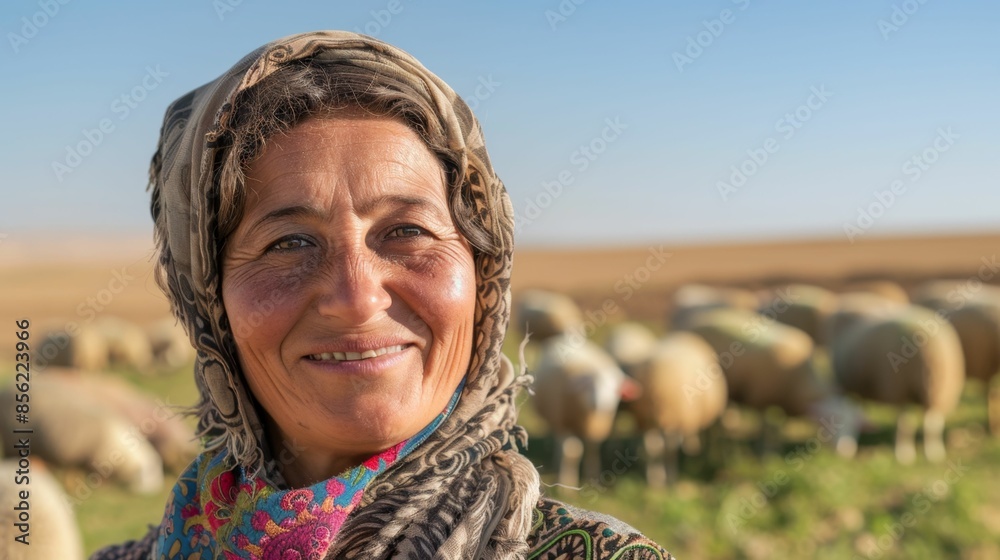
[
  {"left": 222, "top": 116, "right": 478, "bottom": 487},
  {"left": 91, "top": 31, "right": 669, "bottom": 559}
]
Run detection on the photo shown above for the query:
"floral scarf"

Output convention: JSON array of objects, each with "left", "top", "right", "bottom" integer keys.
[{"left": 154, "top": 386, "right": 462, "bottom": 559}]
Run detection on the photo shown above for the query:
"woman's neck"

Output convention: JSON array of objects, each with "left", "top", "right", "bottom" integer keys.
[
  {"left": 264, "top": 423, "right": 369, "bottom": 487},
  {"left": 281, "top": 451, "right": 368, "bottom": 488}
]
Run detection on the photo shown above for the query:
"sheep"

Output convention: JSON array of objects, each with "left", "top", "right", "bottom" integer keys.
[
  {"left": 830, "top": 305, "right": 965, "bottom": 463},
  {"left": 531, "top": 335, "right": 640, "bottom": 490},
  {"left": 95, "top": 316, "right": 153, "bottom": 372},
  {"left": 910, "top": 280, "right": 968, "bottom": 311},
  {"left": 822, "top": 292, "right": 905, "bottom": 348},
  {"left": 602, "top": 321, "right": 659, "bottom": 377},
  {"left": 687, "top": 309, "right": 818, "bottom": 415},
  {"left": 35, "top": 323, "right": 108, "bottom": 372},
  {"left": 0, "top": 461, "right": 84, "bottom": 560},
  {"left": 44, "top": 369, "right": 198, "bottom": 472},
  {"left": 913, "top": 282, "right": 1000, "bottom": 435},
  {"left": 669, "top": 283, "right": 760, "bottom": 330},
  {"left": 146, "top": 317, "right": 195, "bottom": 369},
  {"left": 514, "top": 289, "right": 585, "bottom": 341},
  {"left": 685, "top": 308, "right": 862, "bottom": 456},
  {"left": 946, "top": 303, "right": 1000, "bottom": 385},
  {"left": 841, "top": 279, "right": 910, "bottom": 305},
  {"left": 912, "top": 282, "right": 1000, "bottom": 381},
  {"left": 0, "top": 378, "right": 164, "bottom": 494},
  {"left": 629, "top": 332, "right": 727, "bottom": 487},
  {"left": 758, "top": 284, "right": 838, "bottom": 344}
]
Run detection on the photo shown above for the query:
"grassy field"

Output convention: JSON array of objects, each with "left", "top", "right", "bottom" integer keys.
[
  {"left": 519, "top": 383, "right": 1000, "bottom": 559},
  {"left": 5, "top": 358, "right": 997, "bottom": 559}
]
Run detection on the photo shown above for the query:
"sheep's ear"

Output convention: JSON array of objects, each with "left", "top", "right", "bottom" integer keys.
[{"left": 619, "top": 377, "right": 643, "bottom": 402}]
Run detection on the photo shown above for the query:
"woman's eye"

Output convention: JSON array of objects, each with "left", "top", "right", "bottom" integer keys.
[
  {"left": 387, "top": 225, "right": 425, "bottom": 239},
  {"left": 269, "top": 236, "right": 313, "bottom": 252}
]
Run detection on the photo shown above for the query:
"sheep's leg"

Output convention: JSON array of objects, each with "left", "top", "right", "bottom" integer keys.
[
  {"left": 582, "top": 438, "right": 603, "bottom": 484},
  {"left": 754, "top": 418, "right": 767, "bottom": 457},
  {"left": 704, "top": 420, "right": 726, "bottom": 468},
  {"left": 923, "top": 409, "right": 946, "bottom": 463},
  {"left": 830, "top": 414, "right": 860, "bottom": 458},
  {"left": 824, "top": 395, "right": 860, "bottom": 458},
  {"left": 557, "top": 435, "right": 583, "bottom": 490},
  {"left": 759, "top": 407, "right": 785, "bottom": 457},
  {"left": 895, "top": 409, "right": 917, "bottom": 464},
  {"left": 663, "top": 432, "right": 682, "bottom": 486},
  {"left": 643, "top": 429, "right": 667, "bottom": 489},
  {"left": 836, "top": 432, "right": 859, "bottom": 459}
]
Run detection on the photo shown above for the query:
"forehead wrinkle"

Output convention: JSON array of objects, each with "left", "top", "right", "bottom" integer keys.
[
  {"left": 239, "top": 117, "right": 450, "bottom": 235},
  {"left": 249, "top": 158, "right": 445, "bottom": 215},
  {"left": 352, "top": 194, "right": 445, "bottom": 220},
  {"left": 252, "top": 129, "right": 440, "bottom": 189}
]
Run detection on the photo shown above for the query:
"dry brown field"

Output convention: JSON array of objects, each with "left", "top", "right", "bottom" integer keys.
[{"left": 512, "top": 231, "right": 1000, "bottom": 324}]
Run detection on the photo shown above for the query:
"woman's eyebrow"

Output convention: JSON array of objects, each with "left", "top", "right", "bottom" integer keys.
[
  {"left": 246, "top": 195, "right": 440, "bottom": 232},
  {"left": 354, "top": 194, "right": 441, "bottom": 217},
  {"left": 261, "top": 205, "right": 326, "bottom": 222},
  {"left": 242, "top": 205, "right": 326, "bottom": 237}
]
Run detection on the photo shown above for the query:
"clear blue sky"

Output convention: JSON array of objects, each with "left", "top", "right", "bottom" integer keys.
[{"left": 1, "top": 0, "right": 997, "bottom": 247}]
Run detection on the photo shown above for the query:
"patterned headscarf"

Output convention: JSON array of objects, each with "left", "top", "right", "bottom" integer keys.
[{"left": 144, "top": 31, "right": 539, "bottom": 558}]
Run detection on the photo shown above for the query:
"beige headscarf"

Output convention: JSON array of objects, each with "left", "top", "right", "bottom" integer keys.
[{"left": 146, "top": 31, "right": 539, "bottom": 558}]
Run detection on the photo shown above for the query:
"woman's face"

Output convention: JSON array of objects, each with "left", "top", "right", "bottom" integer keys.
[{"left": 222, "top": 116, "right": 476, "bottom": 478}]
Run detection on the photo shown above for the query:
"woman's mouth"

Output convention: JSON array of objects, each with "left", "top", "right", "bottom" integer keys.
[{"left": 307, "top": 344, "right": 407, "bottom": 362}]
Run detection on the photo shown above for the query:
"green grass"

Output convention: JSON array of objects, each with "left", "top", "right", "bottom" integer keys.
[
  {"left": 519, "top": 386, "right": 1000, "bottom": 560},
  {"left": 6, "top": 361, "right": 1000, "bottom": 558}
]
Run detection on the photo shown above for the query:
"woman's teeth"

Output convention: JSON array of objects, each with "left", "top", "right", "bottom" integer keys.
[{"left": 309, "top": 345, "right": 405, "bottom": 362}]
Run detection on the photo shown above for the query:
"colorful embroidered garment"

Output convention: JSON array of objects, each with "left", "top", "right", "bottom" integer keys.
[{"left": 154, "top": 387, "right": 461, "bottom": 559}]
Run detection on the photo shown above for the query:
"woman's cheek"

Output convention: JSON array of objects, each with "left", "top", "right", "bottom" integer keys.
[
  {"left": 402, "top": 245, "right": 476, "bottom": 310},
  {"left": 224, "top": 259, "right": 318, "bottom": 341}
]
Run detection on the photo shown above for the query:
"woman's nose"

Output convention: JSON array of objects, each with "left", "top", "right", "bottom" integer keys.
[{"left": 314, "top": 248, "right": 392, "bottom": 325}]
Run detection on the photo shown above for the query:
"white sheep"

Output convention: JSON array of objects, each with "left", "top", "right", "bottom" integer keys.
[
  {"left": 46, "top": 369, "right": 199, "bottom": 472},
  {"left": 531, "top": 335, "right": 640, "bottom": 490},
  {"left": 669, "top": 283, "right": 760, "bottom": 330},
  {"left": 913, "top": 281, "right": 1000, "bottom": 435},
  {"left": 830, "top": 305, "right": 965, "bottom": 463},
  {"left": 913, "top": 283, "right": 1000, "bottom": 383},
  {"left": 514, "top": 289, "right": 585, "bottom": 341},
  {"left": 95, "top": 316, "right": 154, "bottom": 372},
  {"left": 822, "top": 292, "right": 905, "bottom": 348},
  {"left": 629, "top": 332, "right": 727, "bottom": 487},
  {"left": 0, "top": 460, "right": 84, "bottom": 560},
  {"left": 0, "top": 378, "right": 164, "bottom": 495},
  {"left": 146, "top": 317, "right": 195, "bottom": 369},
  {"left": 840, "top": 279, "right": 910, "bottom": 305},
  {"left": 36, "top": 323, "right": 108, "bottom": 372},
  {"left": 758, "top": 284, "right": 838, "bottom": 344},
  {"left": 602, "top": 321, "right": 659, "bottom": 377},
  {"left": 686, "top": 308, "right": 862, "bottom": 456}
]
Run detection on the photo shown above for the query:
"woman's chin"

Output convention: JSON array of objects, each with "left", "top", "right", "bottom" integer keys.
[{"left": 300, "top": 397, "right": 426, "bottom": 454}]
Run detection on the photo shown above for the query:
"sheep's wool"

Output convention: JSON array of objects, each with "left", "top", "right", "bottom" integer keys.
[{"left": 90, "top": 31, "right": 668, "bottom": 560}]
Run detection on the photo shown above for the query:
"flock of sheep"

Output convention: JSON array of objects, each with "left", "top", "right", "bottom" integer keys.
[
  {"left": 519, "top": 279, "right": 1000, "bottom": 491},
  {"left": 0, "top": 316, "right": 197, "bottom": 560},
  {"left": 35, "top": 316, "right": 195, "bottom": 373}
]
